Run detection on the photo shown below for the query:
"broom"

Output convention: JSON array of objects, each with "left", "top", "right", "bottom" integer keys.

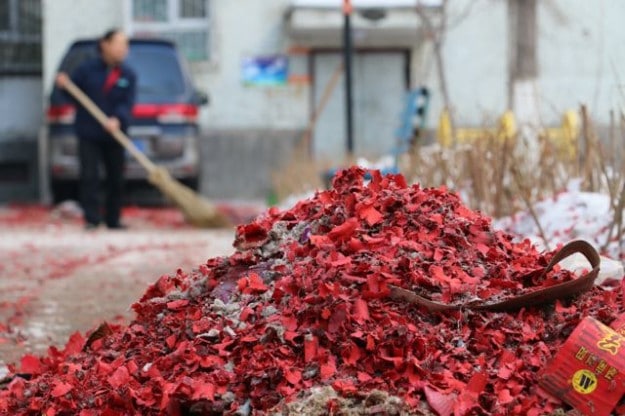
[{"left": 61, "top": 79, "right": 230, "bottom": 228}]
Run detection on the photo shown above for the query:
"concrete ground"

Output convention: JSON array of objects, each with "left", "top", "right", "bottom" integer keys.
[{"left": 0, "top": 206, "right": 239, "bottom": 372}]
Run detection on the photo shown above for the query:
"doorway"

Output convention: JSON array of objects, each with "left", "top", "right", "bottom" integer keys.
[{"left": 311, "top": 50, "right": 410, "bottom": 163}]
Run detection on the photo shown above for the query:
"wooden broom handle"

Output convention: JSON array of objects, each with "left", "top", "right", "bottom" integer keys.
[{"left": 62, "top": 78, "right": 157, "bottom": 174}]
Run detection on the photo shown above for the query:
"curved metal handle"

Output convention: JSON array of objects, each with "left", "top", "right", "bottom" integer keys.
[{"left": 389, "top": 240, "right": 601, "bottom": 312}]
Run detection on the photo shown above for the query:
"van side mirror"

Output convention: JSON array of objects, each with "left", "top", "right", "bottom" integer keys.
[{"left": 194, "top": 91, "right": 209, "bottom": 106}]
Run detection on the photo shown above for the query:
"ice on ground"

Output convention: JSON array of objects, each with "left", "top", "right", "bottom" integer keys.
[{"left": 496, "top": 183, "right": 625, "bottom": 286}]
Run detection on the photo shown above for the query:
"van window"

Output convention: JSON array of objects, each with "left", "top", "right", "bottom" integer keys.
[
  {"left": 58, "top": 42, "right": 187, "bottom": 103},
  {"left": 59, "top": 46, "right": 98, "bottom": 75},
  {"left": 127, "top": 44, "right": 186, "bottom": 102}
]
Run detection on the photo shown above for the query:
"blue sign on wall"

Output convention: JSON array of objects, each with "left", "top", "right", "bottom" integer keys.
[{"left": 242, "top": 55, "right": 289, "bottom": 86}]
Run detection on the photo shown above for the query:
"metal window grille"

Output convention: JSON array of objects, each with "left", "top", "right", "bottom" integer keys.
[
  {"left": 130, "top": 0, "right": 210, "bottom": 62},
  {"left": 0, "top": 1, "right": 9, "bottom": 32},
  {"left": 0, "top": 0, "right": 41, "bottom": 74},
  {"left": 133, "top": 0, "right": 168, "bottom": 22},
  {"left": 180, "top": 0, "right": 207, "bottom": 18}
]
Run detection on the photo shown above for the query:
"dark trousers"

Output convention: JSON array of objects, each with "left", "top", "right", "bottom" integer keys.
[{"left": 78, "top": 139, "right": 125, "bottom": 227}]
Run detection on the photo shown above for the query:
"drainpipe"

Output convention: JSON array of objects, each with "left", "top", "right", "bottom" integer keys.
[{"left": 343, "top": 0, "right": 354, "bottom": 156}]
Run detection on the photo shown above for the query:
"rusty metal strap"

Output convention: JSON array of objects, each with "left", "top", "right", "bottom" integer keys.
[{"left": 389, "top": 240, "right": 601, "bottom": 312}]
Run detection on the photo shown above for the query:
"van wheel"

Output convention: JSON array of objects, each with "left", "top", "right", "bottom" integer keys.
[{"left": 51, "top": 181, "right": 79, "bottom": 205}]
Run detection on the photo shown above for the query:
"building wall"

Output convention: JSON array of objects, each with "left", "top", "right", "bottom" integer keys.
[
  {"left": 42, "top": 0, "right": 308, "bottom": 132},
  {"left": 0, "top": 78, "right": 42, "bottom": 141},
  {"left": 414, "top": 0, "right": 508, "bottom": 127},
  {"left": 39, "top": 0, "right": 625, "bottom": 201},
  {"left": 538, "top": 0, "right": 625, "bottom": 125},
  {"left": 0, "top": 77, "right": 43, "bottom": 202},
  {"left": 196, "top": 0, "right": 309, "bottom": 130},
  {"left": 42, "top": 0, "right": 125, "bottom": 97},
  {"left": 415, "top": 0, "right": 625, "bottom": 128},
  {"left": 41, "top": 1, "right": 625, "bottom": 138}
]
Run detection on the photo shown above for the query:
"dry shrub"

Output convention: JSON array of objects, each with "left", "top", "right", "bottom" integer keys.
[
  {"left": 406, "top": 106, "right": 625, "bottom": 227},
  {"left": 270, "top": 141, "right": 362, "bottom": 203},
  {"left": 270, "top": 145, "right": 327, "bottom": 203},
  {"left": 271, "top": 106, "right": 625, "bottom": 249}
]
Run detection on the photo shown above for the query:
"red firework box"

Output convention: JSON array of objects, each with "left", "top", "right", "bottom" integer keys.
[
  {"left": 611, "top": 313, "right": 625, "bottom": 336},
  {"left": 540, "top": 316, "right": 625, "bottom": 416}
]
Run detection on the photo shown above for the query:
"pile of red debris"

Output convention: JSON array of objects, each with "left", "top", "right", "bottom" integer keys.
[{"left": 1, "top": 167, "right": 624, "bottom": 415}]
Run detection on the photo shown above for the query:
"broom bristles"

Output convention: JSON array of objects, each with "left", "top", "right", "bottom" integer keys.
[{"left": 148, "top": 168, "right": 231, "bottom": 228}]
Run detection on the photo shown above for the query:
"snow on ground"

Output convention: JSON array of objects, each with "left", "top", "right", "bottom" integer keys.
[
  {"left": 495, "top": 181, "right": 616, "bottom": 253},
  {"left": 354, "top": 155, "right": 397, "bottom": 171},
  {"left": 278, "top": 191, "right": 316, "bottom": 211},
  {"left": 495, "top": 180, "right": 625, "bottom": 286}
]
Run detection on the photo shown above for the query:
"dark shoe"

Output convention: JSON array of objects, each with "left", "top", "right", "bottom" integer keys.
[
  {"left": 107, "top": 223, "right": 128, "bottom": 230},
  {"left": 85, "top": 222, "right": 100, "bottom": 231}
]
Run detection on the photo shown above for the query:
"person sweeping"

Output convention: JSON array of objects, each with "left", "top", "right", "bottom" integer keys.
[{"left": 56, "top": 28, "right": 136, "bottom": 230}]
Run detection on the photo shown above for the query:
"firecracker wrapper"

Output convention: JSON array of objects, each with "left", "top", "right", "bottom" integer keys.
[{"left": 540, "top": 317, "right": 625, "bottom": 416}]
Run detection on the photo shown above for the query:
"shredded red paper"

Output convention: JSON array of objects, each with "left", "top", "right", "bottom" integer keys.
[{"left": 1, "top": 167, "right": 624, "bottom": 415}]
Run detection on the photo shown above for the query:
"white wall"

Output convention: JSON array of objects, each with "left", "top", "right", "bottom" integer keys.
[
  {"left": 196, "top": 0, "right": 309, "bottom": 130},
  {"left": 42, "top": 0, "right": 125, "bottom": 97},
  {"left": 414, "top": 0, "right": 625, "bottom": 128},
  {"left": 41, "top": 0, "right": 625, "bottom": 132},
  {"left": 0, "top": 78, "right": 43, "bottom": 140},
  {"left": 538, "top": 0, "right": 625, "bottom": 125},
  {"left": 420, "top": 0, "right": 625, "bottom": 127},
  {"left": 42, "top": 0, "right": 308, "bottom": 131},
  {"left": 415, "top": 0, "right": 508, "bottom": 127}
]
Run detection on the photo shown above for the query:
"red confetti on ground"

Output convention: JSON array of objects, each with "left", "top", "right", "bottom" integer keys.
[
  {"left": 0, "top": 203, "right": 262, "bottom": 229},
  {"left": 1, "top": 167, "right": 624, "bottom": 415},
  {"left": 0, "top": 204, "right": 190, "bottom": 229}
]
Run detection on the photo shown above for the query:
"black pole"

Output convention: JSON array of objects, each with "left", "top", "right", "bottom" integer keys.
[{"left": 343, "top": 0, "right": 354, "bottom": 155}]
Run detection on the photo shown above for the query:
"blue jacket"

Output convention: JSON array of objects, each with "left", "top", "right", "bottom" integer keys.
[{"left": 70, "top": 57, "right": 137, "bottom": 140}]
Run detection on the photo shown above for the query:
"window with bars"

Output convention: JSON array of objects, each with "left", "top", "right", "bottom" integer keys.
[
  {"left": 130, "top": 0, "right": 210, "bottom": 62},
  {"left": 0, "top": 0, "right": 41, "bottom": 74}
]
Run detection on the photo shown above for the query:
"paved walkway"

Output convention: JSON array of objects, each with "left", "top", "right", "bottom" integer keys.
[{"left": 0, "top": 208, "right": 237, "bottom": 369}]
